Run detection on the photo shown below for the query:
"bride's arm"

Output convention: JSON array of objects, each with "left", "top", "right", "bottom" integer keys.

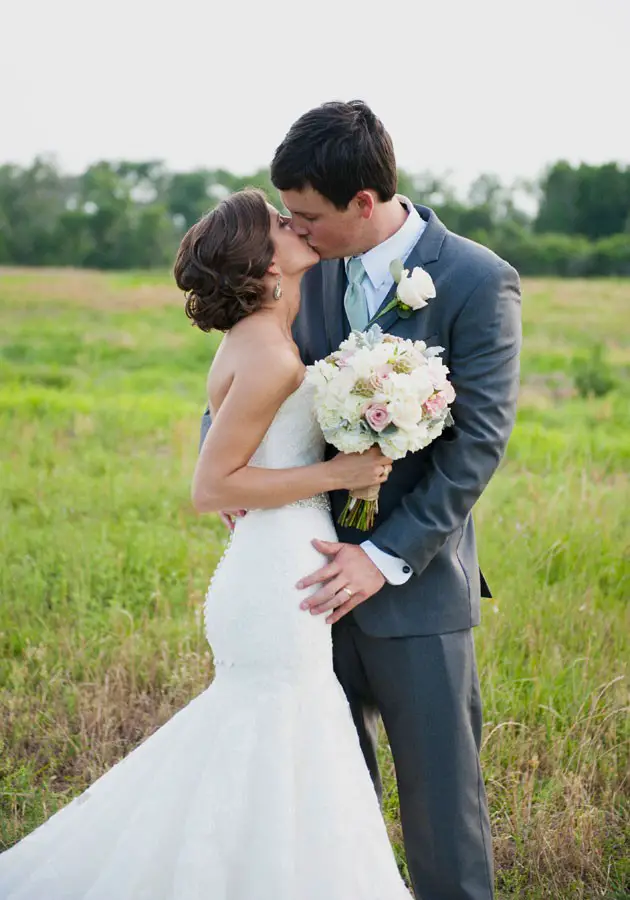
[{"left": 192, "top": 355, "right": 387, "bottom": 514}]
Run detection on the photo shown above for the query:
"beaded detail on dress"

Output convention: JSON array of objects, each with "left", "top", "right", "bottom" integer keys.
[{"left": 286, "top": 493, "right": 331, "bottom": 513}]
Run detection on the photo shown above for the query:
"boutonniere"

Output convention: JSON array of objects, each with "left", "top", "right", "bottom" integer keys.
[{"left": 373, "top": 259, "right": 436, "bottom": 322}]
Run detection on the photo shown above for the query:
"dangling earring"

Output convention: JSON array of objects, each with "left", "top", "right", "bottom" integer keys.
[{"left": 273, "top": 278, "right": 283, "bottom": 301}]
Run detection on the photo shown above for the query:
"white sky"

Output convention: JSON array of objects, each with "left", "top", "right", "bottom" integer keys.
[{"left": 2, "top": 0, "right": 628, "bottom": 190}]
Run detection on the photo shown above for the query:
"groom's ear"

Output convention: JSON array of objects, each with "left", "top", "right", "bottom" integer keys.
[{"left": 354, "top": 190, "right": 376, "bottom": 220}]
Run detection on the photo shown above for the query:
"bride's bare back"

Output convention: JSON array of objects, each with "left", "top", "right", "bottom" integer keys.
[{"left": 207, "top": 315, "right": 304, "bottom": 420}]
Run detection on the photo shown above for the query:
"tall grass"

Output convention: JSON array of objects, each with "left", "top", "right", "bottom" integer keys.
[{"left": 0, "top": 270, "right": 628, "bottom": 897}]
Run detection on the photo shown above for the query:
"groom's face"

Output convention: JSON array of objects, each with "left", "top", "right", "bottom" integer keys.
[{"left": 280, "top": 187, "right": 367, "bottom": 260}]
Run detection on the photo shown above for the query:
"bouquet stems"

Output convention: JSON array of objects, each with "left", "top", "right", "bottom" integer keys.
[{"left": 338, "top": 485, "right": 380, "bottom": 531}]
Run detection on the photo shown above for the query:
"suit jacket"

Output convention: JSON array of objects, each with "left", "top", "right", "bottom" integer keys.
[{"left": 291, "top": 205, "right": 522, "bottom": 637}]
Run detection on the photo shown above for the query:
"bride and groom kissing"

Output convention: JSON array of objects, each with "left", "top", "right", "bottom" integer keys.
[{"left": 0, "top": 101, "right": 522, "bottom": 899}]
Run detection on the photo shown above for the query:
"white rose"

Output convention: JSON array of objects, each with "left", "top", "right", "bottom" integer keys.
[
  {"left": 388, "top": 395, "right": 423, "bottom": 431},
  {"left": 380, "top": 369, "right": 433, "bottom": 430},
  {"left": 383, "top": 368, "right": 432, "bottom": 401},
  {"left": 396, "top": 266, "right": 436, "bottom": 310},
  {"left": 425, "top": 356, "right": 451, "bottom": 390},
  {"left": 407, "top": 367, "right": 435, "bottom": 403}
]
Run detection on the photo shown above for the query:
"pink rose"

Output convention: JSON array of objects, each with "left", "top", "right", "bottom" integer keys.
[
  {"left": 363, "top": 402, "right": 392, "bottom": 432},
  {"left": 440, "top": 383, "right": 456, "bottom": 404},
  {"left": 423, "top": 393, "right": 448, "bottom": 416},
  {"left": 336, "top": 351, "right": 354, "bottom": 368}
]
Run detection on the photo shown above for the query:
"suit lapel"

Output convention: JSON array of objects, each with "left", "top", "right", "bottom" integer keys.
[
  {"left": 369, "top": 277, "right": 401, "bottom": 334},
  {"left": 321, "top": 259, "right": 347, "bottom": 352},
  {"left": 369, "top": 204, "right": 447, "bottom": 333}
]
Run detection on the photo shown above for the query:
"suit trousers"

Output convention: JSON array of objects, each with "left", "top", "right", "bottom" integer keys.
[{"left": 332, "top": 616, "right": 494, "bottom": 900}]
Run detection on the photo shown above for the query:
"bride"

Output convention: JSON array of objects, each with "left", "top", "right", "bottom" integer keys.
[{"left": 0, "top": 188, "right": 411, "bottom": 899}]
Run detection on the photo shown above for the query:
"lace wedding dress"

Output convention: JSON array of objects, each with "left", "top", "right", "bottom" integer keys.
[{"left": 0, "top": 379, "right": 411, "bottom": 899}]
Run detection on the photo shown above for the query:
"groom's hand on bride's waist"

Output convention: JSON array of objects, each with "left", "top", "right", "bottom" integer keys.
[{"left": 296, "top": 540, "right": 386, "bottom": 625}]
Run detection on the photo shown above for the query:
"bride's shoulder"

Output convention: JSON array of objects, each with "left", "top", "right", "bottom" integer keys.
[{"left": 211, "top": 325, "right": 303, "bottom": 410}]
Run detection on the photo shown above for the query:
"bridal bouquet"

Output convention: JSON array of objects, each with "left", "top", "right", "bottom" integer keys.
[{"left": 306, "top": 325, "right": 456, "bottom": 530}]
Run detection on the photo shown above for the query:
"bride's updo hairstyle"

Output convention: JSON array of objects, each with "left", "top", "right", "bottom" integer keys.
[{"left": 174, "top": 188, "right": 275, "bottom": 332}]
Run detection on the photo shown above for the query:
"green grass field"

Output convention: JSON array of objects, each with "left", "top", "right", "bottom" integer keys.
[{"left": 0, "top": 269, "right": 628, "bottom": 897}]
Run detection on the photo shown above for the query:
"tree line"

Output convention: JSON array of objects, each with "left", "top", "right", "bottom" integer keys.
[{"left": 0, "top": 158, "right": 629, "bottom": 275}]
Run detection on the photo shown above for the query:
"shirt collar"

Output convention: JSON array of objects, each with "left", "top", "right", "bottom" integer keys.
[{"left": 346, "top": 196, "right": 425, "bottom": 290}]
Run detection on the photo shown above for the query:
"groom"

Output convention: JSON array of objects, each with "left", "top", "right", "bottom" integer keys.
[{"left": 270, "top": 101, "right": 522, "bottom": 899}]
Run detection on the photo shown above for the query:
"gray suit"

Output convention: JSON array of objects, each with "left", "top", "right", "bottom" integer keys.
[{"left": 201, "top": 206, "right": 521, "bottom": 899}]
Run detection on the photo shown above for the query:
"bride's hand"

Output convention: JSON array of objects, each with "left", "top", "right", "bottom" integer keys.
[
  {"left": 327, "top": 446, "right": 393, "bottom": 492},
  {"left": 219, "top": 509, "right": 246, "bottom": 531}
]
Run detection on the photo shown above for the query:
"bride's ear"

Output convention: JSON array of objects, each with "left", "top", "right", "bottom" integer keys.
[{"left": 267, "top": 259, "right": 282, "bottom": 277}]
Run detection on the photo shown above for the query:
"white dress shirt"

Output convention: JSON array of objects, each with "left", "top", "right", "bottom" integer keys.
[
  {"left": 347, "top": 196, "right": 426, "bottom": 586},
  {"left": 351, "top": 197, "right": 426, "bottom": 319}
]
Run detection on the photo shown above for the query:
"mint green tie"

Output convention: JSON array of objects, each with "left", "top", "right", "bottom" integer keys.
[{"left": 344, "top": 257, "right": 369, "bottom": 332}]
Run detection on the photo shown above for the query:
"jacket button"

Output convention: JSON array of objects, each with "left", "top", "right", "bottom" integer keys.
[{"left": 402, "top": 565, "right": 411, "bottom": 574}]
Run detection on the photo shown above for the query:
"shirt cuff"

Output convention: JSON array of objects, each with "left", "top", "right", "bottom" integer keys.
[{"left": 361, "top": 541, "right": 413, "bottom": 585}]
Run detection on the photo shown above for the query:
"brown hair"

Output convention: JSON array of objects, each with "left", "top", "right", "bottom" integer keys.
[
  {"left": 271, "top": 100, "right": 397, "bottom": 209},
  {"left": 174, "top": 188, "right": 274, "bottom": 332}
]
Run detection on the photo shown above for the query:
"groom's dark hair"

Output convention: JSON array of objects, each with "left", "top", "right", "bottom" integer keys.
[{"left": 271, "top": 100, "right": 397, "bottom": 209}]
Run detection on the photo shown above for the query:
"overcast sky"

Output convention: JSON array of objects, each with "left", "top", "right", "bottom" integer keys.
[{"left": 3, "top": 0, "right": 628, "bottom": 189}]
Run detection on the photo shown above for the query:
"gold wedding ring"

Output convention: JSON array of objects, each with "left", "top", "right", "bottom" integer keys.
[{"left": 342, "top": 587, "right": 353, "bottom": 599}]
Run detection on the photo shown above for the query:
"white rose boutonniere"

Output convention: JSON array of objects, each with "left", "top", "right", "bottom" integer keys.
[{"left": 372, "top": 258, "right": 436, "bottom": 323}]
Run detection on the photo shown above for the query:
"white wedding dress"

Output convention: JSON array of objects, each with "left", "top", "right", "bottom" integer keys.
[{"left": 0, "top": 379, "right": 411, "bottom": 900}]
